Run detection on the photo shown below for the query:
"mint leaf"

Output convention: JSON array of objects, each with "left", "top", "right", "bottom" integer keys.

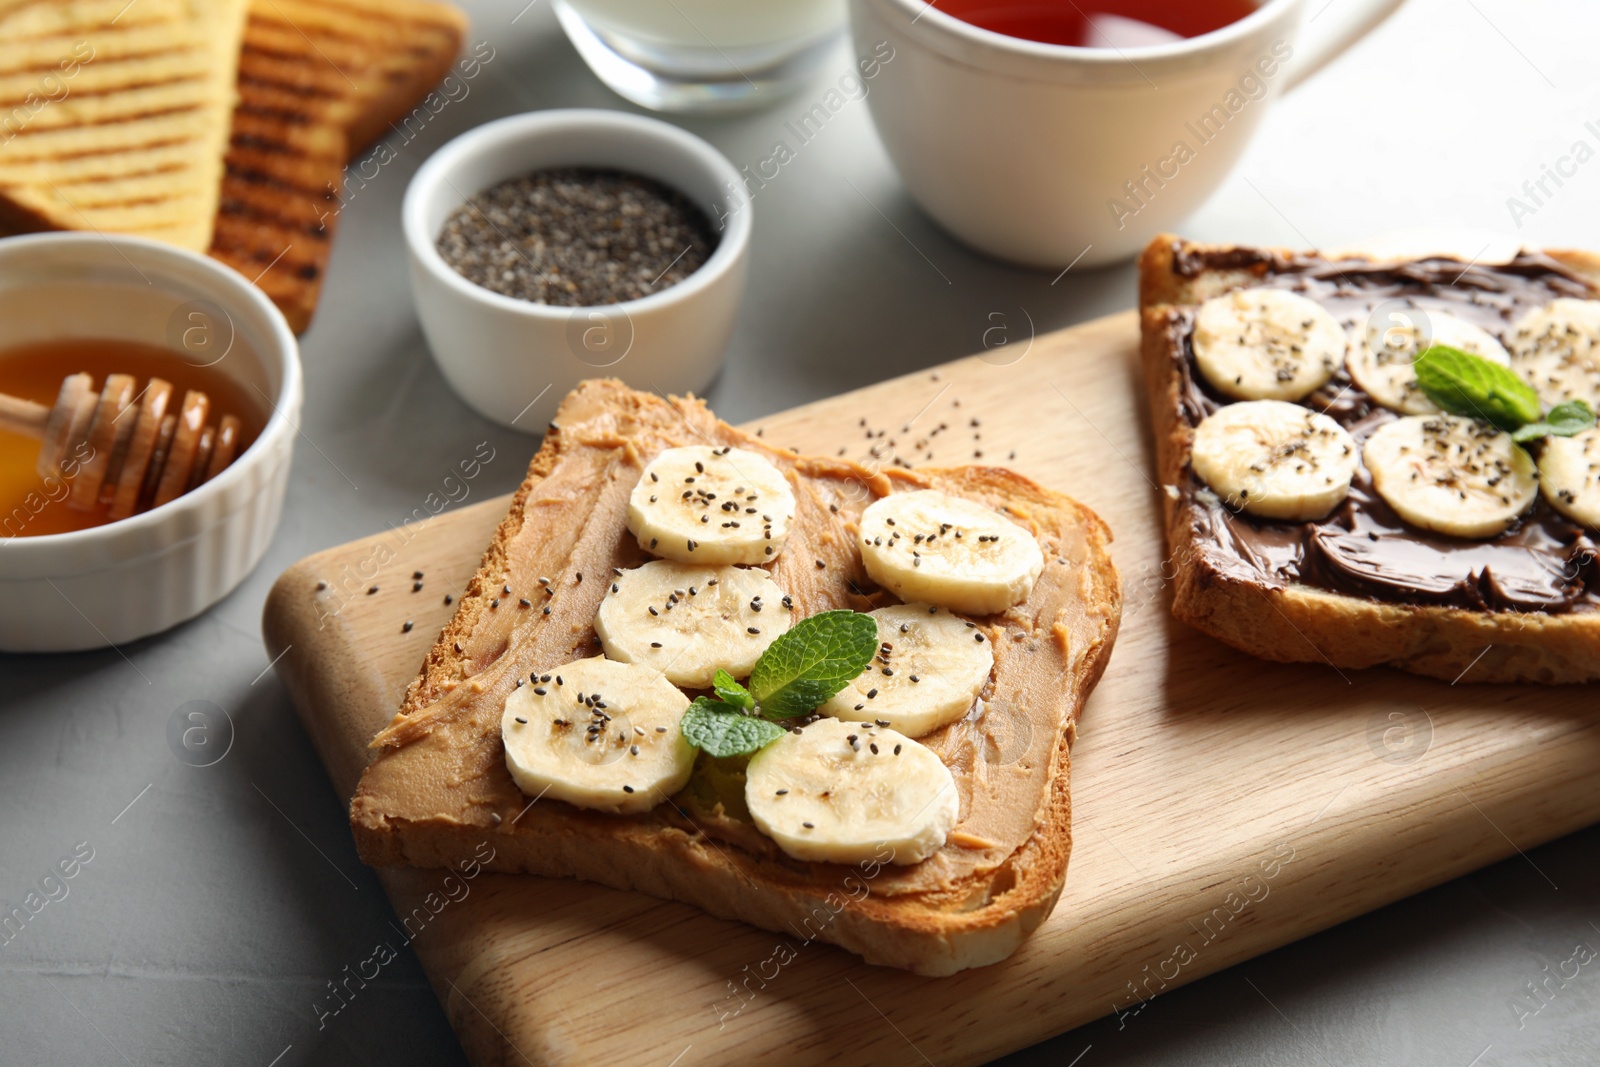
[
  {"left": 1508, "top": 400, "right": 1594, "bottom": 443},
  {"left": 1545, "top": 399, "right": 1596, "bottom": 437},
  {"left": 680, "top": 697, "right": 785, "bottom": 758},
  {"left": 1414, "top": 345, "right": 1542, "bottom": 432},
  {"left": 749, "top": 609, "right": 877, "bottom": 719},
  {"left": 712, "top": 669, "right": 753, "bottom": 711}
]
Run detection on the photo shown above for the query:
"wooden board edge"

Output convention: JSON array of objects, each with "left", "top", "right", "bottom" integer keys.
[{"left": 263, "top": 497, "right": 511, "bottom": 798}]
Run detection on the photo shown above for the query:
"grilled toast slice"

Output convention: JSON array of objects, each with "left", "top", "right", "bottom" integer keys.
[
  {"left": 0, "top": 0, "right": 249, "bottom": 251},
  {"left": 348, "top": 380, "right": 1122, "bottom": 976},
  {"left": 264, "top": 0, "right": 471, "bottom": 156},
  {"left": 206, "top": 0, "right": 465, "bottom": 332}
]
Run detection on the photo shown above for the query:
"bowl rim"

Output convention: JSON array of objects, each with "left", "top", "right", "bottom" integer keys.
[
  {"left": 0, "top": 231, "right": 302, "bottom": 557},
  {"left": 401, "top": 107, "right": 753, "bottom": 322}
]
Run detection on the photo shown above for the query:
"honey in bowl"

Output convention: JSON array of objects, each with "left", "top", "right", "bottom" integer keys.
[
  {"left": 0, "top": 339, "right": 264, "bottom": 538},
  {"left": 938, "top": 0, "right": 1260, "bottom": 47}
]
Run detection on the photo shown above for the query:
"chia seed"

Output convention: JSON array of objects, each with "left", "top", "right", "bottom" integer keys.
[{"left": 436, "top": 168, "right": 717, "bottom": 306}]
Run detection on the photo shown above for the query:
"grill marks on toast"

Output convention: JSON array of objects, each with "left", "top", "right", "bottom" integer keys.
[
  {"left": 0, "top": 0, "right": 249, "bottom": 251},
  {"left": 207, "top": 0, "right": 464, "bottom": 332},
  {"left": 207, "top": 9, "right": 368, "bottom": 331},
  {"left": 0, "top": 0, "right": 465, "bottom": 330}
]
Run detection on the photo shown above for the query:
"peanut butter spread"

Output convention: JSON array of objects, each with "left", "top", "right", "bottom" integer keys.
[{"left": 351, "top": 381, "right": 1121, "bottom": 898}]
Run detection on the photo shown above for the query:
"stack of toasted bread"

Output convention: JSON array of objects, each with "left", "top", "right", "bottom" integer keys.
[{"left": 0, "top": 0, "right": 466, "bottom": 332}]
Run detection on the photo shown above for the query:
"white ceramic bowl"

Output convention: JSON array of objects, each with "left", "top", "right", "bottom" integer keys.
[
  {"left": 0, "top": 233, "right": 301, "bottom": 652},
  {"left": 403, "top": 108, "right": 751, "bottom": 432}
]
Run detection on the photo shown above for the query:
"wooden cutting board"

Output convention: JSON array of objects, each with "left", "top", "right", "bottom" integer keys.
[{"left": 263, "top": 310, "right": 1600, "bottom": 1067}]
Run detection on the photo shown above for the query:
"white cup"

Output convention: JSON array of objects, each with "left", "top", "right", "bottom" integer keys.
[
  {"left": 850, "top": 0, "right": 1405, "bottom": 269},
  {"left": 403, "top": 109, "right": 752, "bottom": 433}
]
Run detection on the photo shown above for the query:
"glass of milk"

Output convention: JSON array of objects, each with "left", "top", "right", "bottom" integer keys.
[{"left": 555, "top": 0, "right": 846, "bottom": 112}]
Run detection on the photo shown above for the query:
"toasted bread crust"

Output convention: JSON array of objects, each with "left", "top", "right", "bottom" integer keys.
[
  {"left": 1139, "top": 235, "right": 1600, "bottom": 684},
  {"left": 208, "top": 0, "right": 466, "bottom": 332},
  {"left": 352, "top": 381, "right": 1122, "bottom": 975}
]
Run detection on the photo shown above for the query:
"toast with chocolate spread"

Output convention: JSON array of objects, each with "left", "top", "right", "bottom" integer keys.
[
  {"left": 1139, "top": 235, "right": 1600, "bottom": 683},
  {"left": 349, "top": 380, "right": 1122, "bottom": 975}
]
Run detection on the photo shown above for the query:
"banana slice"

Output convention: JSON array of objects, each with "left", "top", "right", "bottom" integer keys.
[
  {"left": 1350, "top": 309, "right": 1512, "bottom": 415},
  {"left": 1363, "top": 415, "right": 1538, "bottom": 539},
  {"left": 628, "top": 445, "right": 796, "bottom": 565},
  {"left": 595, "top": 560, "right": 793, "bottom": 688},
  {"left": 745, "top": 717, "right": 958, "bottom": 866},
  {"left": 1538, "top": 426, "right": 1600, "bottom": 530},
  {"left": 501, "top": 656, "right": 694, "bottom": 815},
  {"left": 1193, "top": 287, "right": 1345, "bottom": 402},
  {"left": 820, "top": 604, "right": 992, "bottom": 737},
  {"left": 1507, "top": 298, "right": 1600, "bottom": 409},
  {"left": 858, "top": 490, "right": 1043, "bottom": 616},
  {"left": 1190, "top": 400, "right": 1358, "bottom": 521}
]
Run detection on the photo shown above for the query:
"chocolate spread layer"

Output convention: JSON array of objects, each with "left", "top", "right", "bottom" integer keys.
[{"left": 1162, "top": 249, "right": 1599, "bottom": 613}]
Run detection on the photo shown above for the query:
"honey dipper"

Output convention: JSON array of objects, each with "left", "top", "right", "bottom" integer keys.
[{"left": 0, "top": 372, "right": 243, "bottom": 520}]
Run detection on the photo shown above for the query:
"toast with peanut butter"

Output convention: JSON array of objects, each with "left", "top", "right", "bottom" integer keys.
[
  {"left": 349, "top": 379, "right": 1122, "bottom": 975},
  {"left": 1140, "top": 234, "right": 1600, "bottom": 683}
]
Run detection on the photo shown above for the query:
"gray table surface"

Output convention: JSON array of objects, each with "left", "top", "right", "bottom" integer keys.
[{"left": 4, "top": 1, "right": 1598, "bottom": 1064}]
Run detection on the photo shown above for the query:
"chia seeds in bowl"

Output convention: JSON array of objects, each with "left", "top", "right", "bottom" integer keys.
[{"left": 436, "top": 168, "right": 718, "bottom": 307}]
